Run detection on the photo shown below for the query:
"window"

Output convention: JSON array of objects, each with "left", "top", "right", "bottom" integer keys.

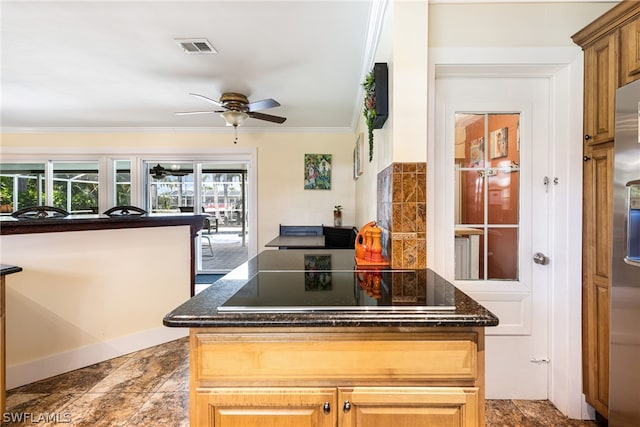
[
  {"left": 52, "top": 161, "right": 99, "bottom": 214},
  {"left": 114, "top": 160, "right": 131, "bottom": 206},
  {"left": 454, "top": 113, "right": 520, "bottom": 281},
  {"left": 0, "top": 163, "right": 46, "bottom": 211}
]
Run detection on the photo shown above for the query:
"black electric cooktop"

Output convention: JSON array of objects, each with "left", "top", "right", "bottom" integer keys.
[{"left": 218, "top": 266, "right": 456, "bottom": 313}]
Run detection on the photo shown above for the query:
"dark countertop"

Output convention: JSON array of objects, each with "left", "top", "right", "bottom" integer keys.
[
  {"left": 163, "top": 249, "right": 499, "bottom": 328},
  {"left": 0, "top": 264, "right": 22, "bottom": 276},
  {"left": 0, "top": 213, "right": 207, "bottom": 236}
]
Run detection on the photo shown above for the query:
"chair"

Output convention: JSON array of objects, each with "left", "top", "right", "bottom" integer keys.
[
  {"left": 323, "top": 226, "right": 357, "bottom": 249},
  {"left": 103, "top": 205, "right": 147, "bottom": 216},
  {"left": 201, "top": 234, "right": 214, "bottom": 257},
  {"left": 179, "top": 206, "right": 215, "bottom": 256},
  {"left": 279, "top": 224, "right": 324, "bottom": 236},
  {"left": 179, "top": 206, "right": 217, "bottom": 234},
  {"left": 11, "top": 205, "right": 69, "bottom": 219}
]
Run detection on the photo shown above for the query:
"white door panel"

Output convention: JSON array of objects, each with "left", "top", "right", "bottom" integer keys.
[{"left": 435, "top": 75, "right": 550, "bottom": 398}]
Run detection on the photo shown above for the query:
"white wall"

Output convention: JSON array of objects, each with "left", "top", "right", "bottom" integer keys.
[
  {"left": 2, "top": 226, "right": 191, "bottom": 387},
  {"left": 429, "top": 2, "right": 616, "bottom": 48},
  {"left": 353, "top": 0, "right": 429, "bottom": 228}
]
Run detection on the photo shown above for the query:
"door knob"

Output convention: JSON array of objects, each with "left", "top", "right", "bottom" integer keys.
[{"left": 533, "top": 252, "right": 549, "bottom": 265}]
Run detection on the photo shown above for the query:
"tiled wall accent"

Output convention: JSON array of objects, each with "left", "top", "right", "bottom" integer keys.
[{"left": 377, "top": 162, "right": 427, "bottom": 269}]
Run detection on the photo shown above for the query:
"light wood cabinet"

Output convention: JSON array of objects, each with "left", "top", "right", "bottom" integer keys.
[
  {"left": 620, "top": 17, "right": 640, "bottom": 87},
  {"left": 193, "top": 386, "right": 480, "bottom": 427},
  {"left": 581, "top": 142, "right": 613, "bottom": 417},
  {"left": 582, "top": 33, "right": 618, "bottom": 145},
  {"left": 194, "top": 387, "right": 336, "bottom": 427},
  {"left": 572, "top": 1, "right": 640, "bottom": 420},
  {"left": 189, "top": 327, "right": 486, "bottom": 427}
]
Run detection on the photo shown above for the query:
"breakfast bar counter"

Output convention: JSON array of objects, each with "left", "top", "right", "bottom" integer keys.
[
  {"left": 164, "top": 249, "right": 498, "bottom": 427},
  {"left": 1, "top": 264, "right": 22, "bottom": 416}
]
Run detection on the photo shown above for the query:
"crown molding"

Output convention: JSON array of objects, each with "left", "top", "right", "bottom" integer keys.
[{"left": 0, "top": 126, "right": 355, "bottom": 135}]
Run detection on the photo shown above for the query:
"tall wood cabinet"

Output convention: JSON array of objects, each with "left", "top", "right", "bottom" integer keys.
[{"left": 572, "top": 0, "right": 640, "bottom": 420}]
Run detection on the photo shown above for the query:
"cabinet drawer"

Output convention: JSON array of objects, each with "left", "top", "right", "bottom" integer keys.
[
  {"left": 193, "top": 330, "right": 478, "bottom": 384},
  {"left": 339, "top": 386, "right": 480, "bottom": 427}
]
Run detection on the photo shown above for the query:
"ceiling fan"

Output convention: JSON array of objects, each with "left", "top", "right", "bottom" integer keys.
[
  {"left": 150, "top": 163, "right": 191, "bottom": 179},
  {"left": 177, "top": 92, "right": 286, "bottom": 141}
]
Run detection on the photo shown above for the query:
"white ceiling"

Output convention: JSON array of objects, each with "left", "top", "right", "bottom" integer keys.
[{"left": 1, "top": 1, "right": 380, "bottom": 131}]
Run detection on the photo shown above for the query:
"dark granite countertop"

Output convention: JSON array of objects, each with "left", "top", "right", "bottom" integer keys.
[
  {"left": 0, "top": 213, "right": 207, "bottom": 236},
  {"left": 163, "top": 249, "right": 499, "bottom": 328},
  {"left": 0, "top": 264, "right": 23, "bottom": 276}
]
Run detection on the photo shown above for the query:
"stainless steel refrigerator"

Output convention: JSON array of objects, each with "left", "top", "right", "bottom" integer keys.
[{"left": 610, "top": 78, "right": 640, "bottom": 426}]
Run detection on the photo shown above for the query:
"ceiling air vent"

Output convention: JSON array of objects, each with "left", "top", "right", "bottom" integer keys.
[{"left": 175, "top": 38, "right": 217, "bottom": 54}]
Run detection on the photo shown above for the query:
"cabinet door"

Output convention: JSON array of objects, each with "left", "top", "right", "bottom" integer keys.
[
  {"left": 583, "top": 33, "right": 618, "bottom": 145},
  {"left": 193, "top": 387, "right": 336, "bottom": 427},
  {"left": 582, "top": 143, "right": 613, "bottom": 416},
  {"left": 339, "top": 387, "right": 480, "bottom": 427},
  {"left": 620, "top": 16, "right": 640, "bottom": 87}
]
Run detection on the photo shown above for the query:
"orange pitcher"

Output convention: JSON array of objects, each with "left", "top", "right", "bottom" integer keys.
[{"left": 354, "top": 221, "right": 376, "bottom": 261}]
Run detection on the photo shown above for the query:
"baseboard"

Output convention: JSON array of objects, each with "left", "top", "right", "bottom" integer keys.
[{"left": 6, "top": 327, "right": 188, "bottom": 389}]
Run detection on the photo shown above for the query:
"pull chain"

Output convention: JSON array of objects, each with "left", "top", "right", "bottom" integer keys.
[{"left": 233, "top": 125, "right": 239, "bottom": 144}]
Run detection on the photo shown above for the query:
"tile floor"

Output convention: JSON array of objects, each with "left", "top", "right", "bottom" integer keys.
[{"left": 4, "top": 337, "right": 601, "bottom": 427}]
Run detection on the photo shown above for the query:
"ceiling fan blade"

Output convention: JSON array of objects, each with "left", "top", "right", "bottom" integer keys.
[
  {"left": 248, "top": 111, "right": 287, "bottom": 124},
  {"left": 247, "top": 98, "right": 280, "bottom": 112},
  {"left": 175, "top": 110, "right": 223, "bottom": 115},
  {"left": 189, "top": 93, "right": 224, "bottom": 107}
]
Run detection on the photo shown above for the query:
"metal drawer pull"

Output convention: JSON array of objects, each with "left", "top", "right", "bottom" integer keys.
[
  {"left": 343, "top": 400, "right": 351, "bottom": 412},
  {"left": 323, "top": 402, "right": 330, "bottom": 414}
]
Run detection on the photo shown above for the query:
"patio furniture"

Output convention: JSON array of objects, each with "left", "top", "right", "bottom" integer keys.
[{"left": 179, "top": 206, "right": 217, "bottom": 234}]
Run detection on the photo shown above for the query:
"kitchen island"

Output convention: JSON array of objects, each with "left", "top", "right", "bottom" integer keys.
[{"left": 164, "top": 249, "right": 498, "bottom": 427}]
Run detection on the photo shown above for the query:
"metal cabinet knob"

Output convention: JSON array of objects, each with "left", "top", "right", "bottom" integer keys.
[
  {"left": 584, "top": 155, "right": 591, "bottom": 161},
  {"left": 533, "top": 252, "right": 549, "bottom": 265},
  {"left": 323, "top": 402, "right": 331, "bottom": 414},
  {"left": 584, "top": 134, "right": 592, "bottom": 140},
  {"left": 343, "top": 401, "right": 351, "bottom": 412}
]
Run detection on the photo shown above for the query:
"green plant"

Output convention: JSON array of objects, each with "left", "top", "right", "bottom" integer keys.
[
  {"left": 0, "top": 179, "right": 10, "bottom": 204},
  {"left": 362, "top": 69, "right": 376, "bottom": 162}
]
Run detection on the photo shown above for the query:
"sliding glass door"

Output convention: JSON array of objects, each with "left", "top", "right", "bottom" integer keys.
[{"left": 143, "top": 160, "right": 249, "bottom": 274}]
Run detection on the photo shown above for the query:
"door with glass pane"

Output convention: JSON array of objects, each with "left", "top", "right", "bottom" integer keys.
[{"left": 435, "top": 76, "right": 550, "bottom": 399}]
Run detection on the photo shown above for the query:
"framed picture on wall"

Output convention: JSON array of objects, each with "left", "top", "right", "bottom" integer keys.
[
  {"left": 469, "top": 137, "right": 484, "bottom": 167},
  {"left": 304, "top": 153, "right": 332, "bottom": 190},
  {"left": 354, "top": 132, "right": 364, "bottom": 179},
  {"left": 489, "top": 127, "right": 508, "bottom": 159}
]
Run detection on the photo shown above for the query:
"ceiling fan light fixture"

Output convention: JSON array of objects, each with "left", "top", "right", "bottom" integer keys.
[{"left": 221, "top": 110, "right": 248, "bottom": 127}]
